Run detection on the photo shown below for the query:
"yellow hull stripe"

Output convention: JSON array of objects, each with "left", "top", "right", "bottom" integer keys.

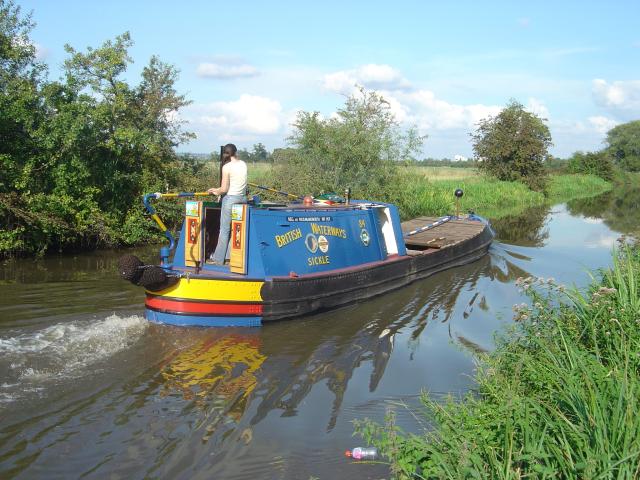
[{"left": 148, "top": 277, "right": 263, "bottom": 302}]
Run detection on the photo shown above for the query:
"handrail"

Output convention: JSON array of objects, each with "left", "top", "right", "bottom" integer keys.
[
  {"left": 247, "top": 182, "right": 302, "bottom": 200},
  {"left": 403, "top": 215, "right": 452, "bottom": 237},
  {"left": 142, "top": 191, "right": 213, "bottom": 255}
]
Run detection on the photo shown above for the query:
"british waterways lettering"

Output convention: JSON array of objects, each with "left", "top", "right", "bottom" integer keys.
[
  {"left": 275, "top": 228, "right": 302, "bottom": 248},
  {"left": 310, "top": 223, "right": 347, "bottom": 239}
]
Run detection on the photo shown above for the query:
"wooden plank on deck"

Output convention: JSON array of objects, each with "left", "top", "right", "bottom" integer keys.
[{"left": 401, "top": 216, "right": 485, "bottom": 249}]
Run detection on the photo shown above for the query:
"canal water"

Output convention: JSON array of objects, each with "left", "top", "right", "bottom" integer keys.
[{"left": 0, "top": 189, "right": 638, "bottom": 479}]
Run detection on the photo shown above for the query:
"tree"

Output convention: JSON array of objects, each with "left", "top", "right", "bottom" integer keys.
[
  {"left": 471, "top": 100, "right": 552, "bottom": 191},
  {"left": 237, "top": 143, "right": 270, "bottom": 163},
  {"left": 61, "top": 34, "right": 193, "bottom": 213},
  {"left": 567, "top": 150, "right": 614, "bottom": 180},
  {"left": 0, "top": 13, "right": 194, "bottom": 256},
  {"left": 236, "top": 147, "right": 251, "bottom": 162},
  {"left": 274, "top": 87, "right": 424, "bottom": 198},
  {"left": 0, "top": 0, "right": 46, "bottom": 193},
  {"left": 251, "top": 142, "right": 269, "bottom": 162},
  {"left": 605, "top": 120, "right": 640, "bottom": 172},
  {"left": 0, "top": 0, "right": 51, "bottom": 253}
]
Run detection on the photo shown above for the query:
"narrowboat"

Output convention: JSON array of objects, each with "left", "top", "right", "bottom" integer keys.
[{"left": 118, "top": 188, "right": 494, "bottom": 327}]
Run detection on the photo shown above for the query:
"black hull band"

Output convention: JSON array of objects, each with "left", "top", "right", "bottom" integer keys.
[{"left": 261, "top": 225, "right": 494, "bottom": 321}]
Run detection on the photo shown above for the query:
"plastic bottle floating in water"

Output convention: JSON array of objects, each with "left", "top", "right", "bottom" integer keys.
[{"left": 345, "top": 447, "right": 378, "bottom": 460}]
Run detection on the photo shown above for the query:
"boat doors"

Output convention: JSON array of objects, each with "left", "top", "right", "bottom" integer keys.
[
  {"left": 185, "top": 200, "right": 205, "bottom": 267},
  {"left": 229, "top": 204, "right": 248, "bottom": 274},
  {"left": 183, "top": 200, "right": 224, "bottom": 267}
]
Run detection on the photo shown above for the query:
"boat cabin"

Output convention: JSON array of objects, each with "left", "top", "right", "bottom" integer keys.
[{"left": 172, "top": 199, "right": 407, "bottom": 278}]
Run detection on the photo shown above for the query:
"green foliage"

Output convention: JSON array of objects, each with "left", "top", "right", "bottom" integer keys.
[
  {"left": 567, "top": 150, "right": 615, "bottom": 180},
  {"left": 544, "top": 156, "right": 568, "bottom": 173},
  {"left": 605, "top": 120, "right": 640, "bottom": 172},
  {"left": 0, "top": 0, "right": 46, "bottom": 193},
  {"left": 472, "top": 100, "right": 552, "bottom": 192},
  {"left": 356, "top": 244, "right": 640, "bottom": 478},
  {"left": 0, "top": 2, "right": 194, "bottom": 257},
  {"left": 389, "top": 173, "right": 610, "bottom": 221},
  {"left": 272, "top": 87, "right": 424, "bottom": 199},
  {"left": 390, "top": 174, "right": 543, "bottom": 221},
  {"left": 546, "top": 173, "right": 611, "bottom": 204}
]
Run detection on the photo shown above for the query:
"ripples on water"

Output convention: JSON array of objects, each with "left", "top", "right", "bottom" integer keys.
[
  {"left": 0, "top": 200, "right": 635, "bottom": 479},
  {"left": 0, "top": 314, "right": 148, "bottom": 403}
]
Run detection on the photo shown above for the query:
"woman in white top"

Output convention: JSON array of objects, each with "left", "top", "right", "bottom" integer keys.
[{"left": 207, "top": 144, "right": 248, "bottom": 265}]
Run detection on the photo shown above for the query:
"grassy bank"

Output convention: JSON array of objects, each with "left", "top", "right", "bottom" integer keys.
[
  {"left": 247, "top": 164, "right": 612, "bottom": 221},
  {"left": 389, "top": 172, "right": 611, "bottom": 220},
  {"left": 355, "top": 241, "right": 640, "bottom": 478}
]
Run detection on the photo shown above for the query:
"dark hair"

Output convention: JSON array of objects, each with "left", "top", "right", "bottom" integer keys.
[{"left": 224, "top": 143, "right": 237, "bottom": 155}]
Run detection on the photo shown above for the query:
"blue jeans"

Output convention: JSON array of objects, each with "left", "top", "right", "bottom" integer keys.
[{"left": 211, "top": 194, "right": 247, "bottom": 264}]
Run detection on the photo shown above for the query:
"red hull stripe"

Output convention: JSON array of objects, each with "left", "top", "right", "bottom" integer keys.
[{"left": 146, "top": 296, "right": 263, "bottom": 315}]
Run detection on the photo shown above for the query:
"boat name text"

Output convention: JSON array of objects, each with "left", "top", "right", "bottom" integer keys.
[{"left": 308, "top": 255, "right": 330, "bottom": 266}]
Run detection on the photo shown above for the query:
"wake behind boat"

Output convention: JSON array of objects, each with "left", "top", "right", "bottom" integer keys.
[{"left": 118, "top": 188, "right": 494, "bottom": 327}]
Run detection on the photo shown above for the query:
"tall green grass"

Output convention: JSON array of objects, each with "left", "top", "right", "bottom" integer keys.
[
  {"left": 245, "top": 163, "right": 612, "bottom": 220},
  {"left": 547, "top": 174, "right": 611, "bottom": 204},
  {"left": 390, "top": 173, "right": 611, "bottom": 221},
  {"left": 355, "top": 243, "right": 640, "bottom": 479},
  {"left": 390, "top": 175, "right": 544, "bottom": 220}
]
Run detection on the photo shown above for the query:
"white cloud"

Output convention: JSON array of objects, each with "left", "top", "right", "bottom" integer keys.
[
  {"left": 588, "top": 115, "right": 618, "bottom": 134},
  {"left": 526, "top": 98, "right": 549, "bottom": 119},
  {"left": 585, "top": 234, "right": 618, "bottom": 249},
  {"left": 592, "top": 79, "right": 640, "bottom": 115},
  {"left": 321, "top": 64, "right": 410, "bottom": 94},
  {"left": 322, "top": 71, "right": 357, "bottom": 95},
  {"left": 196, "top": 62, "right": 259, "bottom": 79},
  {"left": 189, "top": 94, "right": 284, "bottom": 135},
  {"left": 394, "top": 89, "right": 501, "bottom": 130},
  {"left": 358, "top": 64, "right": 410, "bottom": 89},
  {"left": 34, "top": 43, "right": 49, "bottom": 61}
]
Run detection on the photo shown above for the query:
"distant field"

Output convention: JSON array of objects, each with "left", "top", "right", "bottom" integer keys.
[
  {"left": 247, "top": 162, "right": 273, "bottom": 182},
  {"left": 245, "top": 162, "right": 479, "bottom": 183},
  {"left": 401, "top": 165, "right": 479, "bottom": 180}
]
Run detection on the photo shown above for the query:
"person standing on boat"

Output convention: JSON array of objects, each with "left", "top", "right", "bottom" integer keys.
[{"left": 207, "top": 144, "right": 247, "bottom": 265}]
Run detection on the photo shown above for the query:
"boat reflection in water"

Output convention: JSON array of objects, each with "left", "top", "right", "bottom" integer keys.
[
  {"left": 160, "top": 333, "right": 265, "bottom": 407},
  {"left": 151, "top": 246, "right": 530, "bottom": 443}
]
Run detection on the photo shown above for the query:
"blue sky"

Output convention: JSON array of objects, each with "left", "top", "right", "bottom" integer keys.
[{"left": 18, "top": 0, "right": 640, "bottom": 158}]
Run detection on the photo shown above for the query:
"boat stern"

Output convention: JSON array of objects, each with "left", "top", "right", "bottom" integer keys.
[{"left": 144, "top": 276, "right": 264, "bottom": 327}]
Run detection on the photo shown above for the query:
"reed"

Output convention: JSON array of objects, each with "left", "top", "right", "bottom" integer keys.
[{"left": 355, "top": 243, "right": 640, "bottom": 478}]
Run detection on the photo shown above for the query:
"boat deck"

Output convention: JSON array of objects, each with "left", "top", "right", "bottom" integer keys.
[{"left": 401, "top": 216, "right": 486, "bottom": 251}]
